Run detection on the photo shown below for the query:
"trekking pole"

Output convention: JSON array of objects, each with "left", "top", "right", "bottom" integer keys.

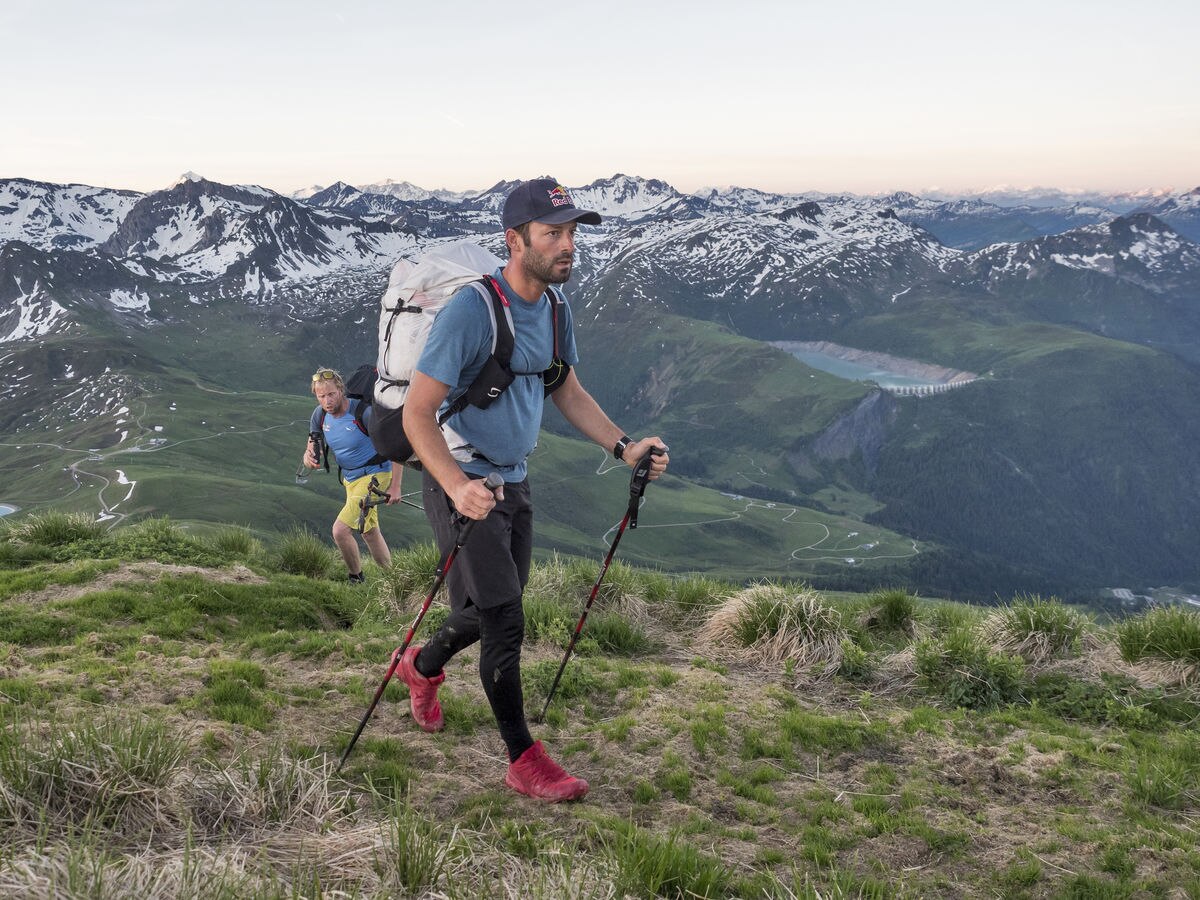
[
  {"left": 337, "top": 472, "right": 504, "bottom": 772},
  {"left": 535, "top": 446, "right": 664, "bottom": 724},
  {"left": 356, "top": 479, "right": 424, "bottom": 532}
]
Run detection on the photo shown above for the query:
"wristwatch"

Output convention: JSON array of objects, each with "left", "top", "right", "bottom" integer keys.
[{"left": 613, "top": 435, "right": 633, "bottom": 461}]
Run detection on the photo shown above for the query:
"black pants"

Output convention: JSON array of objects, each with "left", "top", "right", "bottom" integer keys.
[{"left": 414, "top": 470, "right": 534, "bottom": 761}]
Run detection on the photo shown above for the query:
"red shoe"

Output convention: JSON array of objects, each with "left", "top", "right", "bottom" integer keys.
[
  {"left": 505, "top": 741, "right": 589, "bottom": 802},
  {"left": 396, "top": 646, "right": 445, "bottom": 732}
]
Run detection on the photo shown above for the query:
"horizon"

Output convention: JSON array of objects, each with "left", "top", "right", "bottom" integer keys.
[
  {"left": 6, "top": 169, "right": 1193, "bottom": 203},
  {"left": 3, "top": 1, "right": 1197, "bottom": 197}
]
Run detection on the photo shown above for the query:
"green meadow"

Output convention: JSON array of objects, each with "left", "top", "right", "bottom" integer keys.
[{"left": 1, "top": 513, "right": 1197, "bottom": 898}]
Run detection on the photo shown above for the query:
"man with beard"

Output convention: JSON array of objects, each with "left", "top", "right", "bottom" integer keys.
[{"left": 399, "top": 178, "right": 669, "bottom": 802}]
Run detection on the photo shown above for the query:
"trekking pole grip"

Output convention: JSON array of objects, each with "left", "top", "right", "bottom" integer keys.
[
  {"left": 455, "top": 472, "right": 505, "bottom": 545},
  {"left": 628, "top": 444, "right": 666, "bottom": 529}
]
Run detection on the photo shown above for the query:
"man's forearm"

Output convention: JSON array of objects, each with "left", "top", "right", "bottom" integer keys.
[
  {"left": 551, "top": 372, "right": 625, "bottom": 451},
  {"left": 403, "top": 373, "right": 469, "bottom": 496}
]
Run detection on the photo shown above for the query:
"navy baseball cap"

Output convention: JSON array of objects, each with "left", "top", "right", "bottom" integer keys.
[{"left": 502, "top": 178, "right": 602, "bottom": 230}]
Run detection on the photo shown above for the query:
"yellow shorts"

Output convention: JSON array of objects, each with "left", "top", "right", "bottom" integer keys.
[{"left": 337, "top": 471, "right": 392, "bottom": 533}]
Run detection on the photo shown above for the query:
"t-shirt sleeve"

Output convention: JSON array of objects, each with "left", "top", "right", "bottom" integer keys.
[
  {"left": 309, "top": 406, "right": 322, "bottom": 432},
  {"left": 415, "top": 286, "right": 491, "bottom": 387},
  {"left": 560, "top": 299, "right": 579, "bottom": 367}
]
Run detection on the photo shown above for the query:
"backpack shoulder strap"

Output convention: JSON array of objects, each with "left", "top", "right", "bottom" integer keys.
[
  {"left": 545, "top": 285, "right": 566, "bottom": 359},
  {"left": 350, "top": 399, "right": 370, "bottom": 436},
  {"left": 467, "top": 276, "right": 516, "bottom": 366}
]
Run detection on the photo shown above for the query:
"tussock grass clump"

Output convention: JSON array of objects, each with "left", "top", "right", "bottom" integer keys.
[
  {"left": 862, "top": 587, "right": 920, "bottom": 635},
  {"left": 4, "top": 510, "right": 107, "bottom": 547},
  {"left": 381, "top": 541, "right": 441, "bottom": 597},
  {"left": 697, "top": 583, "right": 846, "bottom": 677},
  {"left": 979, "top": 593, "right": 1090, "bottom": 665},
  {"left": 663, "top": 574, "right": 734, "bottom": 623},
  {"left": 0, "top": 711, "right": 188, "bottom": 837},
  {"left": 274, "top": 527, "right": 333, "bottom": 579},
  {"left": 206, "top": 525, "right": 263, "bottom": 561},
  {"left": 914, "top": 627, "right": 1025, "bottom": 709},
  {"left": 377, "top": 801, "right": 459, "bottom": 896},
  {"left": 187, "top": 748, "right": 356, "bottom": 834},
  {"left": 525, "top": 555, "right": 649, "bottom": 626},
  {"left": 1115, "top": 607, "right": 1200, "bottom": 687},
  {"left": 364, "top": 542, "right": 441, "bottom": 623},
  {"left": 921, "top": 601, "right": 981, "bottom": 636}
]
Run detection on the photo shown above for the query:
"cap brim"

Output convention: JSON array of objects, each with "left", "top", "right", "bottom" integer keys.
[{"left": 535, "top": 208, "right": 602, "bottom": 226}]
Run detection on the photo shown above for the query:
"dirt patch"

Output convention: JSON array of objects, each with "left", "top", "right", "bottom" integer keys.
[{"left": 15, "top": 562, "right": 266, "bottom": 606}]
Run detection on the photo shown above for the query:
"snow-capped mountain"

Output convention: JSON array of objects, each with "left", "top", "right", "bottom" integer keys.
[
  {"left": 302, "top": 182, "right": 410, "bottom": 219},
  {"left": 568, "top": 174, "right": 697, "bottom": 223},
  {"left": 93, "top": 176, "right": 423, "bottom": 288},
  {"left": 355, "top": 179, "right": 469, "bottom": 203},
  {"left": 1131, "top": 187, "right": 1200, "bottom": 243},
  {"left": 691, "top": 185, "right": 806, "bottom": 214},
  {"left": 101, "top": 176, "right": 276, "bottom": 260},
  {"left": 919, "top": 185, "right": 1177, "bottom": 212},
  {"left": 0, "top": 240, "right": 183, "bottom": 343},
  {"left": 957, "top": 213, "right": 1200, "bottom": 297},
  {"left": 0, "top": 178, "right": 142, "bottom": 252},
  {"left": 172, "top": 195, "right": 421, "bottom": 286},
  {"left": 868, "top": 192, "right": 1117, "bottom": 250},
  {"left": 3, "top": 171, "right": 1197, "bottom": 348},
  {"left": 578, "top": 195, "right": 958, "bottom": 336}
]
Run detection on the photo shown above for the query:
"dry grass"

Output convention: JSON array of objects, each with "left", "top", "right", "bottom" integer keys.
[
  {"left": 524, "top": 556, "right": 652, "bottom": 630},
  {"left": 695, "top": 583, "right": 846, "bottom": 678},
  {"left": 874, "top": 646, "right": 921, "bottom": 694}
]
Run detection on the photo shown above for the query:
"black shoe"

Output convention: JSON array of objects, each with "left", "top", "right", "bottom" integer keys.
[{"left": 348, "top": 572, "right": 366, "bottom": 584}]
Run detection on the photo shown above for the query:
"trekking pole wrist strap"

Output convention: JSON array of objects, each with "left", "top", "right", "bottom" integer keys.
[{"left": 613, "top": 435, "right": 633, "bottom": 461}]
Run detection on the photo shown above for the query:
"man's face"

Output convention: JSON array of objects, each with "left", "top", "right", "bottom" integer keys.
[
  {"left": 313, "top": 383, "right": 344, "bottom": 412},
  {"left": 517, "top": 220, "right": 578, "bottom": 285}
]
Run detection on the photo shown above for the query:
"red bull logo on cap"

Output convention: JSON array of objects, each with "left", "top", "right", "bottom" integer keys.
[{"left": 547, "top": 185, "right": 572, "bottom": 208}]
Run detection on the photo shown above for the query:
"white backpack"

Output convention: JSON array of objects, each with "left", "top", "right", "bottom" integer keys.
[{"left": 367, "top": 241, "right": 570, "bottom": 466}]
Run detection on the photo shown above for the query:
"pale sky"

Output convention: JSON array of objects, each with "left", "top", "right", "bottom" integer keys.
[{"left": 2, "top": 0, "right": 1197, "bottom": 196}]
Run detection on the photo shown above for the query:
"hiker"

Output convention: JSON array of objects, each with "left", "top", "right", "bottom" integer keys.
[
  {"left": 303, "top": 367, "right": 404, "bottom": 583},
  {"left": 400, "top": 178, "right": 670, "bottom": 801}
]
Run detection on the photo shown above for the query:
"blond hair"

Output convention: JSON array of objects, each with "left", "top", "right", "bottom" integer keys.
[{"left": 310, "top": 367, "right": 345, "bottom": 395}]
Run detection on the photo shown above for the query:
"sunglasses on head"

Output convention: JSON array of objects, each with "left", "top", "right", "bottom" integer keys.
[{"left": 311, "top": 370, "right": 339, "bottom": 383}]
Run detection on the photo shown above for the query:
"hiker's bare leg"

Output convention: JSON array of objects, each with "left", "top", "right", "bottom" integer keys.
[
  {"left": 332, "top": 520, "right": 363, "bottom": 574},
  {"left": 362, "top": 526, "right": 391, "bottom": 568}
]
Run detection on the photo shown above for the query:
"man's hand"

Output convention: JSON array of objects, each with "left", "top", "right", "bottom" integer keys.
[
  {"left": 449, "top": 477, "right": 504, "bottom": 520},
  {"left": 623, "top": 437, "right": 669, "bottom": 479},
  {"left": 384, "top": 462, "right": 404, "bottom": 504},
  {"left": 303, "top": 443, "right": 320, "bottom": 469}
]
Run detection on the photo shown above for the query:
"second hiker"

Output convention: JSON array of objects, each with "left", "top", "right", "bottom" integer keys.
[
  {"left": 400, "top": 178, "right": 670, "bottom": 802},
  {"left": 303, "top": 367, "right": 404, "bottom": 583}
]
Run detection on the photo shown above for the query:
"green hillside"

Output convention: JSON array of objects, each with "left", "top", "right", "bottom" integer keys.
[{"left": 575, "top": 290, "right": 1200, "bottom": 599}]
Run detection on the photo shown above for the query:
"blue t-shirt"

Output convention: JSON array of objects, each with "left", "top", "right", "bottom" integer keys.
[
  {"left": 309, "top": 403, "right": 389, "bottom": 483},
  {"left": 415, "top": 267, "right": 579, "bottom": 482}
]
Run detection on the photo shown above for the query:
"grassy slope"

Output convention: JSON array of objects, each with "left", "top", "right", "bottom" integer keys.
[
  {"left": 834, "top": 296, "right": 1200, "bottom": 590},
  {"left": 1, "top": 533, "right": 1197, "bottom": 898},
  {"left": 3, "top": 327, "right": 923, "bottom": 585}
]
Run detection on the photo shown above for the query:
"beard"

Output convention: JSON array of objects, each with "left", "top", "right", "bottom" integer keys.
[{"left": 521, "top": 245, "right": 573, "bottom": 285}]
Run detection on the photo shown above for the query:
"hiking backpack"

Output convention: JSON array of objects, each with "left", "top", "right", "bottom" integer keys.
[{"left": 368, "top": 240, "right": 571, "bottom": 466}]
